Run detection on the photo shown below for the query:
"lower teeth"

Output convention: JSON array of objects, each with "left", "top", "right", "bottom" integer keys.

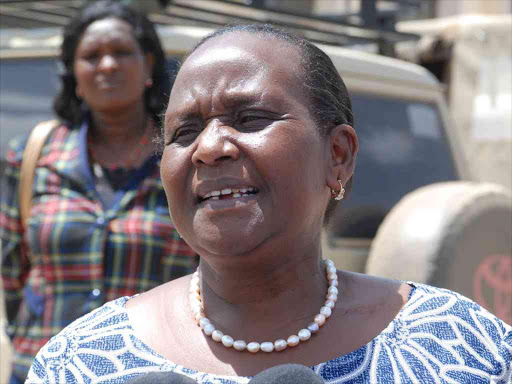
[{"left": 208, "top": 193, "right": 253, "bottom": 201}]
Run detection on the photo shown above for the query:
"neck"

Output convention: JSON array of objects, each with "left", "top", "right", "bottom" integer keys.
[
  {"left": 197, "top": 237, "right": 330, "bottom": 341},
  {"left": 89, "top": 103, "right": 149, "bottom": 145}
]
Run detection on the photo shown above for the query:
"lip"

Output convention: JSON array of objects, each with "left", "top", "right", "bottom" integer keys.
[
  {"left": 96, "top": 81, "right": 119, "bottom": 89},
  {"left": 95, "top": 77, "right": 121, "bottom": 89},
  {"left": 199, "top": 193, "right": 259, "bottom": 210},
  {"left": 195, "top": 178, "right": 259, "bottom": 203}
]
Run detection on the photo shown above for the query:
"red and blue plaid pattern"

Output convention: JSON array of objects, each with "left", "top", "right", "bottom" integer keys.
[{"left": 0, "top": 123, "right": 197, "bottom": 380}]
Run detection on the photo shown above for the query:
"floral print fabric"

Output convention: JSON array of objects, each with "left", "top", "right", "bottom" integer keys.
[{"left": 27, "top": 283, "right": 512, "bottom": 383}]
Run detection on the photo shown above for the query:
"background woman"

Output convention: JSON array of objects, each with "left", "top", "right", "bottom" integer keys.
[
  {"left": 0, "top": 1, "right": 196, "bottom": 382},
  {"left": 28, "top": 24, "right": 511, "bottom": 383}
]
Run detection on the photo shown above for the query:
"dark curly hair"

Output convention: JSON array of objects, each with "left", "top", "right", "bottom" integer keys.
[
  {"left": 190, "top": 24, "right": 355, "bottom": 223},
  {"left": 54, "top": 0, "right": 169, "bottom": 126}
]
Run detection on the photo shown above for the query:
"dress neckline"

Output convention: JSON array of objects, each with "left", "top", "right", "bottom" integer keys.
[{"left": 119, "top": 282, "right": 417, "bottom": 382}]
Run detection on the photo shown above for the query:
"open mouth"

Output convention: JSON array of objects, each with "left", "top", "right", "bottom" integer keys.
[{"left": 199, "top": 187, "right": 259, "bottom": 202}]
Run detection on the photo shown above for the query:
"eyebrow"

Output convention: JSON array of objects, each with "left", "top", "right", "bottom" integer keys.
[{"left": 165, "top": 87, "right": 292, "bottom": 129}]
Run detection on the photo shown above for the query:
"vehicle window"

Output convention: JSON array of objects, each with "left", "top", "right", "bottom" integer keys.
[
  {"left": 0, "top": 58, "right": 59, "bottom": 163},
  {"left": 329, "top": 93, "right": 459, "bottom": 239}
]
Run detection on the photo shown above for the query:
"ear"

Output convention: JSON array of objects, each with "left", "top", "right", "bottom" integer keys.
[
  {"left": 326, "top": 124, "right": 358, "bottom": 192},
  {"left": 144, "top": 52, "right": 155, "bottom": 80},
  {"left": 75, "top": 84, "right": 82, "bottom": 99}
]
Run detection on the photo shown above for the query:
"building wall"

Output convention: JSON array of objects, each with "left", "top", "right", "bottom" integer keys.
[{"left": 436, "top": 0, "right": 511, "bottom": 17}]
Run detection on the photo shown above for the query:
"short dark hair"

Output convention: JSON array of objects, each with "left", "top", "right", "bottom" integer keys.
[
  {"left": 191, "top": 24, "right": 355, "bottom": 223},
  {"left": 54, "top": 0, "right": 170, "bottom": 126}
]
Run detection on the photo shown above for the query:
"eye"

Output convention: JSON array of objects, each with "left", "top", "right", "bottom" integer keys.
[
  {"left": 114, "top": 48, "right": 134, "bottom": 57},
  {"left": 237, "top": 113, "right": 274, "bottom": 131},
  {"left": 240, "top": 115, "right": 264, "bottom": 123},
  {"left": 169, "top": 126, "right": 201, "bottom": 145},
  {"left": 82, "top": 52, "right": 99, "bottom": 62}
]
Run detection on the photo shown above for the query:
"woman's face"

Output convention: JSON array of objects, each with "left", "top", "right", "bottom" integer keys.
[
  {"left": 162, "top": 34, "right": 333, "bottom": 256},
  {"left": 73, "top": 18, "right": 152, "bottom": 113}
]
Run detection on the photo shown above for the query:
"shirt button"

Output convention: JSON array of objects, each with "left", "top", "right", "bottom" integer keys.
[
  {"left": 92, "top": 289, "right": 101, "bottom": 297},
  {"left": 96, "top": 217, "right": 105, "bottom": 225}
]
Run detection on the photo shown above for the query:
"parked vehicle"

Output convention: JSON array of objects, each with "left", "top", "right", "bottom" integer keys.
[{"left": 1, "top": 24, "right": 510, "bottom": 323}]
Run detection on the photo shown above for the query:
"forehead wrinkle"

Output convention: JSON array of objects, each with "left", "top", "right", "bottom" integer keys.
[
  {"left": 209, "top": 73, "right": 266, "bottom": 111},
  {"left": 168, "top": 35, "right": 309, "bottom": 123}
]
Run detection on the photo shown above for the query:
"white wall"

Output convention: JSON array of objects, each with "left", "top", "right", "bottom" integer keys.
[{"left": 436, "top": 0, "right": 511, "bottom": 17}]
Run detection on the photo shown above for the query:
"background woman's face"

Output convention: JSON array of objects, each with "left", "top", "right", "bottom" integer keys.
[
  {"left": 162, "top": 34, "right": 332, "bottom": 257},
  {"left": 73, "top": 18, "right": 151, "bottom": 113}
]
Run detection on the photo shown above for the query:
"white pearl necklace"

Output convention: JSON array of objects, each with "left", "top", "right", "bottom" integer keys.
[{"left": 189, "top": 259, "right": 339, "bottom": 353}]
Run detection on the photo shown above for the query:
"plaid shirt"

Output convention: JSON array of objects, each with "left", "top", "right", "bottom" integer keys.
[{"left": 0, "top": 122, "right": 197, "bottom": 380}]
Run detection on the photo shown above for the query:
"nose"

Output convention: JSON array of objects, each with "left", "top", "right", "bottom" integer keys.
[
  {"left": 98, "top": 54, "right": 118, "bottom": 72},
  {"left": 191, "top": 121, "right": 240, "bottom": 167}
]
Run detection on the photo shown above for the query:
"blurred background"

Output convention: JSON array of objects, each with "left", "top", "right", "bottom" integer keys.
[
  {"left": 1, "top": 0, "right": 511, "bottom": 381},
  {"left": 1, "top": 0, "right": 510, "bottom": 187}
]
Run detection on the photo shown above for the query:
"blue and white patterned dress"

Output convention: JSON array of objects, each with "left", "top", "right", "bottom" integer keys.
[{"left": 27, "top": 283, "right": 512, "bottom": 383}]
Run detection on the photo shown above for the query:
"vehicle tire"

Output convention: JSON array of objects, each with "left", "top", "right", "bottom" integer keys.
[{"left": 365, "top": 181, "right": 512, "bottom": 324}]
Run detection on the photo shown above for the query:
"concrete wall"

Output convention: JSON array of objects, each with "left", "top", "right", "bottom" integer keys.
[
  {"left": 436, "top": 0, "right": 511, "bottom": 17},
  {"left": 449, "top": 17, "right": 512, "bottom": 190}
]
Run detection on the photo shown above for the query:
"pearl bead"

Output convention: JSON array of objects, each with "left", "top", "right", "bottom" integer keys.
[
  {"left": 199, "top": 318, "right": 211, "bottom": 329},
  {"left": 314, "top": 314, "right": 326, "bottom": 326},
  {"left": 247, "top": 342, "right": 260, "bottom": 353},
  {"left": 212, "top": 330, "right": 224, "bottom": 342},
  {"left": 222, "top": 335, "right": 234, "bottom": 347},
  {"left": 287, "top": 335, "right": 300, "bottom": 347},
  {"left": 203, "top": 323, "right": 215, "bottom": 336},
  {"left": 320, "top": 306, "right": 332, "bottom": 318},
  {"left": 307, "top": 322, "right": 320, "bottom": 333},
  {"left": 189, "top": 292, "right": 200, "bottom": 301},
  {"left": 326, "top": 293, "right": 337, "bottom": 302},
  {"left": 274, "top": 339, "right": 287, "bottom": 351},
  {"left": 328, "top": 286, "right": 338, "bottom": 295},
  {"left": 190, "top": 260, "right": 340, "bottom": 353},
  {"left": 298, "top": 329, "right": 311, "bottom": 341},
  {"left": 190, "top": 302, "right": 201, "bottom": 314},
  {"left": 261, "top": 342, "right": 274, "bottom": 353},
  {"left": 233, "top": 340, "right": 247, "bottom": 351}
]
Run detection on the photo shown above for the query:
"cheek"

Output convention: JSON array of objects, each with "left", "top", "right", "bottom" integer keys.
[
  {"left": 161, "top": 149, "right": 179, "bottom": 198},
  {"left": 257, "top": 127, "right": 325, "bottom": 187},
  {"left": 74, "top": 58, "right": 93, "bottom": 76},
  {"left": 161, "top": 148, "right": 190, "bottom": 213},
  {"left": 127, "top": 58, "right": 148, "bottom": 79}
]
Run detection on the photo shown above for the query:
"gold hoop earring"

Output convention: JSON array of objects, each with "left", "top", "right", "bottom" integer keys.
[{"left": 331, "top": 180, "right": 345, "bottom": 201}]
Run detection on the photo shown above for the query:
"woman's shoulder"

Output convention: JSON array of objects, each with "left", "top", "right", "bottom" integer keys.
[
  {"left": 316, "top": 281, "right": 512, "bottom": 383},
  {"left": 388, "top": 282, "right": 512, "bottom": 350},
  {"left": 345, "top": 272, "right": 510, "bottom": 333},
  {"left": 4, "top": 120, "right": 73, "bottom": 165},
  {"left": 27, "top": 296, "right": 170, "bottom": 383},
  {"left": 34, "top": 296, "right": 133, "bottom": 351},
  {"left": 405, "top": 282, "right": 510, "bottom": 329}
]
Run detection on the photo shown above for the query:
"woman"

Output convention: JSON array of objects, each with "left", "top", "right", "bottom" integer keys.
[
  {"left": 0, "top": 1, "right": 196, "bottom": 382},
  {"left": 28, "top": 24, "right": 511, "bottom": 383}
]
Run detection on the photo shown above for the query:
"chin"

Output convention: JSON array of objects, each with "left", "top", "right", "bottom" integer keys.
[{"left": 189, "top": 224, "right": 267, "bottom": 258}]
